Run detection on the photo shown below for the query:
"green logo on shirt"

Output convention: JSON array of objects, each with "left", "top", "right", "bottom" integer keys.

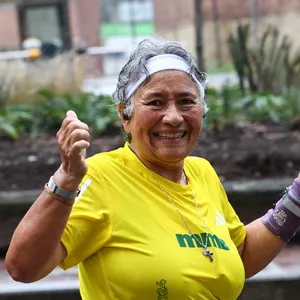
[
  {"left": 176, "top": 233, "right": 230, "bottom": 250},
  {"left": 156, "top": 279, "right": 168, "bottom": 299}
]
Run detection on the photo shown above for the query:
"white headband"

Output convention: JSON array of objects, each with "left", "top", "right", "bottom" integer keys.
[{"left": 125, "top": 54, "right": 205, "bottom": 100}]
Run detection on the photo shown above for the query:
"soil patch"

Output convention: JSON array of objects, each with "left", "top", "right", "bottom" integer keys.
[{"left": 0, "top": 123, "right": 299, "bottom": 191}]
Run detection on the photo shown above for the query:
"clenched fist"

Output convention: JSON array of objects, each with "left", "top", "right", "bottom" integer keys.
[{"left": 54, "top": 110, "right": 90, "bottom": 191}]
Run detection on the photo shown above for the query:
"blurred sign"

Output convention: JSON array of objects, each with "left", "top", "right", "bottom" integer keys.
[{"left": 101, "top": 22, "right": 154, "bottom": 37}]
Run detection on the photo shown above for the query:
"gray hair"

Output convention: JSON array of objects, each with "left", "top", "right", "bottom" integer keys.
[{"left": 112, "top": 38, "right": 208, "bottom": 119}]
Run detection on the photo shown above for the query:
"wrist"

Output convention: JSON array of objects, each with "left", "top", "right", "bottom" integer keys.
[
  {"left": 45, "top": 176, "right": 81, "bottom": 206},
  {"left": 53, "top": 167, "right": 84, "bottom": 192},
  {"left": 288, "top": 178, "right": 300, "bottom": 202},
  {"left": 262, "top": 178, "right": 300, "bottom": 242}
]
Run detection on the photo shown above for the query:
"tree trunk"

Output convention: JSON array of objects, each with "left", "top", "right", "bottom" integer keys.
[
  {"left": 194, "top": 0, "right": 205, "bottom": 71},
  {"left": 212, "top": 0, "right": 222, "bottom": 68}
]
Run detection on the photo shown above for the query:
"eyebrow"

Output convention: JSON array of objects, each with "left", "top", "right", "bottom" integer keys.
[
  {"left": 176, "top": 91, "right": 198, "bottom": 98},
  {"left": 143, "top": 91, "right": 198, "bottom": 99},
  {"left": 142, "top": 92, "right": 164, "bottom": 99}
]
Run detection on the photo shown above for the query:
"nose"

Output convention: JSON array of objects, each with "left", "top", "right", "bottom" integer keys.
[{"left": 162, "top": 103, "right": 184, "bottom": 126}]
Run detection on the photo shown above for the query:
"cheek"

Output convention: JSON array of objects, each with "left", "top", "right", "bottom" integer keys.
[
  {"left": 186, "top": 110, "right": 203, "bottom": 128},
  {"left": 134, "top": 109, "right": 160, "bottom": 129}
]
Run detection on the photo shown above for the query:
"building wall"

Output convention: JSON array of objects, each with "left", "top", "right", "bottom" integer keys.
[
  {"left": 68, "top": 0, "right": 100, "bottom": 48},
  {"left": 154, "top": 0, "right": 300, "bottom": 70},
  {"left": 154, "top": 0, "right": 300, "bottom": 25},
  {"left": 68, "top": 0, "right": 102, "bottom": 76},
  {"left": 0, "top": 3, "right": 20, "bottom": 49},
  {"left": 0, "top": 0, "right": 101, "bottom": 75}
]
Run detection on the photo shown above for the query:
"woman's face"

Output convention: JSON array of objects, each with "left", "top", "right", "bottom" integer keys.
[{"left": 122, "top": 70, "right": 203, "bottom": 169}]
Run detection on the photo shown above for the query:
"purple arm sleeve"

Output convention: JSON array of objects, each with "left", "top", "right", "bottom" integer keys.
[{"left": 261, "top": 178, "right": 300, "bottom": 242}]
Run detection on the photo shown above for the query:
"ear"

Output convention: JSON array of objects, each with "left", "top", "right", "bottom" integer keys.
[{"left": 118, "top": 104, "right": 131, "bottom": 133}]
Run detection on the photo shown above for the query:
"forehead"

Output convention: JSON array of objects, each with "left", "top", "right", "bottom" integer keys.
[{"left": 137, "top": 70, "right": 199, "bottom": 96}]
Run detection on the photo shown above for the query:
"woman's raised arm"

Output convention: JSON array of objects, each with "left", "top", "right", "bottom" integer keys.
[{"left": 5, "top": 110, "right": 90, "bottom": 282}]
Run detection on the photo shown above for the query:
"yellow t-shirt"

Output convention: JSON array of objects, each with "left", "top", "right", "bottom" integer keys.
[{"left": 60, "top": 143, "right": 246, "bottom": 300}]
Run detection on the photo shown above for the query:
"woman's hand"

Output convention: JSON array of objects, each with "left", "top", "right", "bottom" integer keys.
[{"left": 55, "top": 110, "right": 90, "bottom": 189}]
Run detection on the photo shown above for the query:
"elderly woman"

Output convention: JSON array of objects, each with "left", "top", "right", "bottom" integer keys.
[{"left": 5, "top": 39, "right": 300, "bottom": 300}]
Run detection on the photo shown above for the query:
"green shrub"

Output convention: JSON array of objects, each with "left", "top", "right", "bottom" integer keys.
[
  {"left": 204, "top": 85, "right": 245, "bottom": 129},
  {"left": 0, "top": 90, "right": 121, "bottom": 140},
  {"left": 204, "top": 85, "right": 300, "bottom": 130},
  {"left": 228, "top": 24, "right": 300, "bottom": 95},
  {"left": 32, "top": 90, "right": 121, "bottom": 137},
  {"left": 0, "top": 104, "right": 33, "bottom": 139}
]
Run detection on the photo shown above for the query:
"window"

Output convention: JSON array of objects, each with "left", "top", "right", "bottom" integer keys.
[{"left": 18, "top": 1, "right": 70, "bottom": 52}]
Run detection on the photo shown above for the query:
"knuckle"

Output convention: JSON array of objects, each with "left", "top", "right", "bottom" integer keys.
[
  {"left": 73, "top": 128, "right": 90, "bottom": 140},
  {"left": 68, "top": 120, "right": 88, "bottom": 133}
]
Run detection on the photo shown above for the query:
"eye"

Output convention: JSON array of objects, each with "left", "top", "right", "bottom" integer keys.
[
  {"left": 180, "top": 98, "right": 197, "bottom": 105},
  {"left": 146, "top": 100, "right": 163, "bottom": 106}
]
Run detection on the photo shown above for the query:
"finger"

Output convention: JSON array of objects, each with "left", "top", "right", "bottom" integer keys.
[
  {"left": 58, "top": 118, "right": 89, "bottom": 137},
  {"left": 58, "top": 128, "right": 90, "bottom": 154},
  {"left": 69, "top": 128, "right": 91, "bottom": 145},
  {"left": 71, "top": 140, "right": 90, "bottom": 154},
  {"left": 57, "top": 113, "right": 78, "bottom": 134},
  {"left": 61, "top": 141, "right": 89, "bottom": 175},
  {"left": 61, "top": 139, "right": 89, "bottom": 163},
  {"left": 67, "top": 120, "right": 90, "bottom": 133},
  {"left": 61, "top": 126, "right": 90, "bottom": 144},
  {"left": 62, "top": 140, "right": 90, "bottom": 165},
  {"left": 66, "top": 110, "right": 78, "bottom": 119}
]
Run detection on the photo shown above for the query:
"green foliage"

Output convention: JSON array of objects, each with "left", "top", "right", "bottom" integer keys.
[
  {"left": 0, "top": 90, "right": 121, "bottom": 140},
  {"left": 204, "top": 85, "right": 300, "bottom": 130},
  {"left": 228, "top": 24, "right": 300, "bottom": 94},
  {"left": 222, "top": 23, "right": 300, "bottom": 130},
  {"left": 31, "top": 90, "right": 120, "bottom": 137},
  {"left": 1, "top": 85, "right": 299, "bottom": 141},
  {"left": 204, "top": 85, "right": 244, "bottom": 129},
  {"left": 0, "top": 104, "right": 33, "bottom": 139},
  {"left": 238, "top": 92, "right": 287, "bottom": 123}
]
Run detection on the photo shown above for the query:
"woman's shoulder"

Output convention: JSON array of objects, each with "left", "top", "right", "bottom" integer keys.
[
  {"left": 87, "top": 146, "right": 125, "bottom": 161},
  {"left": 185, "top": 156, "right": 218, "bottom": 178},
  {"left": 85, "top": 146, "right": 127, "bottom": 172},
  {"left": 185, "top": 156, "right": 212, "bottom": 169}
]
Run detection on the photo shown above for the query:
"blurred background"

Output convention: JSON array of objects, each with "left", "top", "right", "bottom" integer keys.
[{"left": 1, "top": 0, "right": 300, "bottom": 299}]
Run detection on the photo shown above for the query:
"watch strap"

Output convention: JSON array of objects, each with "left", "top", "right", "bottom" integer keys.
[{"left": 47, "top": 176, "right": 80, "bottom": 200}]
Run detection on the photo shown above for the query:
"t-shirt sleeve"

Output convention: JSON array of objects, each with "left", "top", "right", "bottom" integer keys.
[
  {"left": 218, "top": 181, "right": 246, "bottom": 247},
  {"left": 59, "top": 162, "right": 113, "bottom": 270}
]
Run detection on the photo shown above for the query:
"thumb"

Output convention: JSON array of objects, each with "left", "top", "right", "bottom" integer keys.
[{"left": 66, "top": 110, "right": 78, "bottom": 119}]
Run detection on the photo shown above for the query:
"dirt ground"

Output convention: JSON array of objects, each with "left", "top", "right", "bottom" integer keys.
[{"left": 0, "top": 123, "right": 300, "bottom": 191}]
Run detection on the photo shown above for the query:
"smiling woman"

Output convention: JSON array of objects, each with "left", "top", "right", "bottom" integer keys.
[
  {"left": 120, "top": 70, "right": 203, "bottom": 177},
  {"left": 5, "top": 38, "right": 300, "bottom": 300}
]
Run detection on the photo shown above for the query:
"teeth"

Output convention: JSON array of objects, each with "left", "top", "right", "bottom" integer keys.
[{"left": 155, "top": 132, "right": 184, "bottom": 139}]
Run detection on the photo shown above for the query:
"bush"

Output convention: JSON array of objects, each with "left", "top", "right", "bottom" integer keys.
[
  {"left": 228, "top": 24, "right": 300, "bottom": 95},
  {"left": 204, "top": 85, "right": 300, "bottom": 130},
  {"left": 0, "top": 91, "right": 121, "bottom": 140}
]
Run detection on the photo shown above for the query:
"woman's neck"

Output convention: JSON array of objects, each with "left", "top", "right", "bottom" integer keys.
[
  {"left": 128, "top": 144, "right": 187, "bottom": 184},
  {"left": 147, "top": 163, "right": 187, "bottom": 184}
]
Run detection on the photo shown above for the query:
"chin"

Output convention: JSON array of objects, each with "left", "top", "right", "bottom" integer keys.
[{"left": 157, "top": 150, "right": 188, "bottom": 162}]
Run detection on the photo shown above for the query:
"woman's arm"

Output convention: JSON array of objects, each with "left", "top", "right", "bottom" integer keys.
[
  {"left": 238, "top": 219, "right": 285, "bottom": 278},
  {"left": 5, "top": 192, "right": 71, "bottom": 282},
  {"left": 5, "top": 111, "right": 90, "bottom": 282},
  {"left": 239, "top": 174, "right": 300, "bottom": 278}
]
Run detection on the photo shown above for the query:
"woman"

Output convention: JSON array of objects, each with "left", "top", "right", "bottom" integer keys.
[{"left": 5, "top": 38, "right": 300, "bottom": 299}]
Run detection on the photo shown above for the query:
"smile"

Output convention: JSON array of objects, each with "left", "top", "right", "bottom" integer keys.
[{"left": 153, "top": 132, "right": 186, "bottom": 139}]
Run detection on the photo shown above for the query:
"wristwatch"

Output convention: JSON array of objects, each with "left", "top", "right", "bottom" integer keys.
[{"left": 47, "top": 176, "right": 81, "bottom": 200}]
